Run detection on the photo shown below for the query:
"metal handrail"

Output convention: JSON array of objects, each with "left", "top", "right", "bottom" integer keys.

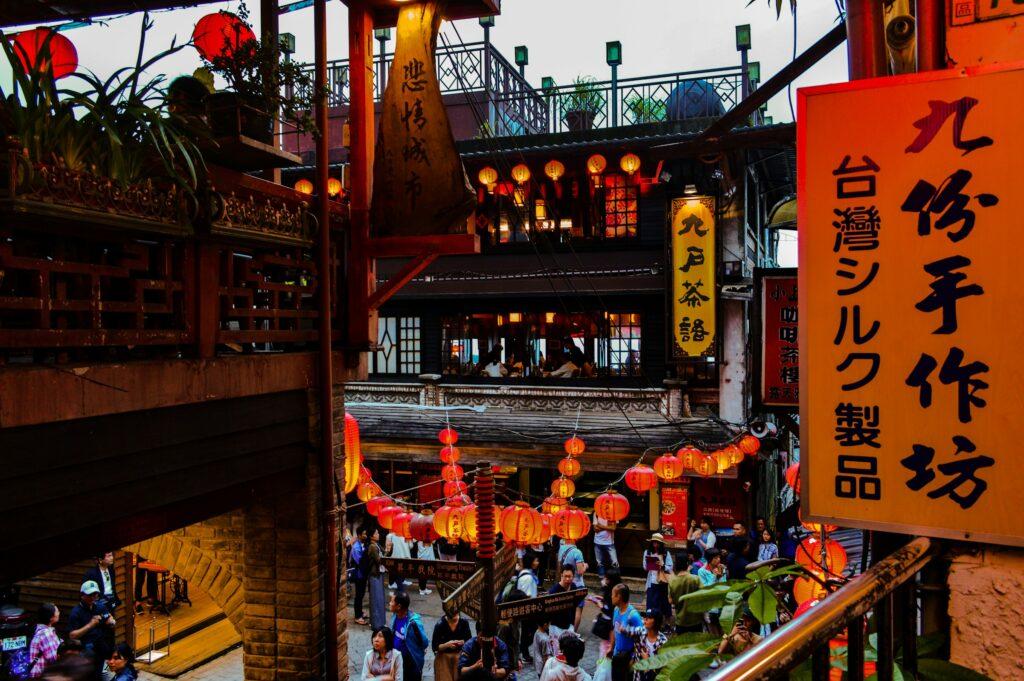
[{"left": 706, "top": 537, "right": 937, "bottom": 681}]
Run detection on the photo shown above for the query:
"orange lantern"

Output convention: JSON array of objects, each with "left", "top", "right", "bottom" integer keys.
[
  {"left": 725, "top": 444, "right": 744, "bottom": 466},
  {"left": 553, "top": 506, "right": 591, "bottom": 541},
  {"left": 461, "top": 504, "right": 478, "bottom": 543},
  {"left": 544, "top": 159, "right": 565, "bottom": 182},
  {"left": 677, "top": 446, "right": 702, "bottom": 469},
  {"left": 796, "top": 537, "right": 848, "bottom": 575},
  {"left": 433, "top": 503, "right": 465, "bottom": 540},
  {"left": 358, "top": 466, "right": 373, "bottom": 484},
  {"left": 625, "top": 464, "right": 657, "bottom": 493},
  {"left": 551, "top": 476, "right": 576, "bottom": 499},
  {"left": 653, "top": 453, "right": 683, "bottom": 481},
  {"left": 294, "top": 178, "right": 314, "bottom": 195},
  {"left": 793, "top": 575, "right": 828, "bottom": 605},
  {"left": 536, "top": 514, "right": 553, "bottom": 543},
  {"left": 367, "top": 495, "right": 389, "bottom": 517},
  {"left": 619, "top": 152, "right": 641, "bottom": 176},
  {"left": 327, "top": 177, "right": 343, "bottom": 197},
  {"left": 712, "top": 449, "right": 731, "bottom": 473},
  {"left": 392, "top": 511, "right": 413, "bottom": 539},
  {"left": 511, "top": 163, "right": 532, "bottom": 185},
  {"left": 409, "top": 512, "right": 439, "bottom": 543},
  {"left": 342, "top": 413, "right": 362, "bottom": 494},
  {"left": 192, "top": 11, "right": 256, "bottom": 61},
  {"left": 378, "top": 504, "right": 402, "bottom": 531},
  {"left": 440, "top": 445, "right": 461, "bottom": 464},
  {"left": 478, "top": 166, "right": 498, "bottom": 188},
  {"left": 693, "top": 454, "right": 717, "bottom": 478},
  {"left": 799, "top": 509, "right": 838, "bottom": 534},
  {"left": 543, "top": 496, "right": 568, "bottom": 515},
  {"left": 438, "top": 428, "right": 459, "bottom": 445},
  {"left": 739, "top": 435, "right": 761, "bottom": 455},
  {"left": 357, "top": 481, "right": 381, "bottom": 502},
  {"left": 444, "top": 480, "right": 468, "bottom": 498},
  {"left": 785, "top": 463, "right": 801, "bottom": 495},
  {"left": 594, "top": 491, "right": 630, "bottom": 522},
  {"left": 587, "top": 154, "right": 607, "bottom": 176},
  {"left": 501, "top": 502, "right": 543, "bottom": 544},
  {"left": 558, "top": 457, "right": 582, "bottom": 477},
  {"left": 564, "top": 436, "right": 586, "bottom": 457},
  {"left": 441, "top": 464, "right": 464, "bottom": 483}
]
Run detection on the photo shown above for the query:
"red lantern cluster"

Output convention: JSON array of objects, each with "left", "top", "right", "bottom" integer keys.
[
  {"left": 437, "top": 428, "right": 467, "bottom": 500},
  {"left": 192, "top": 11, "right": 257, "bottom": 62},
  {"left": 12, "top": 28, "right": 78, "bottom": 79}
]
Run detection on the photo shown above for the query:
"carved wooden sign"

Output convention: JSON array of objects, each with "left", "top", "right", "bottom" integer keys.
[
  {"left": 440, "top": 544, "right": 516, "bottom": 617},
  {"left": 497, "top": 588, "right": 587, "bottom": 621},
  {"left": 382, "top": 557, "right": 477, "bottom": 582}
]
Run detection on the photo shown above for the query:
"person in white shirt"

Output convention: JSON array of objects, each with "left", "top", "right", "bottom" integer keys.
[
  {"left": 592, "top": 513, "right": 619, "bottom": 578},
  {"left": 415, "top": 540, "right": 435, "bottom": 596},
  {"left": 386, "top": 532, "right": 413, "bottom": 591},
  {"left": 540, "top": 632, "right": 591, "bottom": 681}
]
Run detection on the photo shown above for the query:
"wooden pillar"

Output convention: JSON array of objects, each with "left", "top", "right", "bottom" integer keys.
[
  {"left": 195, "top": 242, "right": 219, "bottom": 359},
  {"left": 260, "top": 0, "right": 282, "bottom": 184},
  {"left": 846, "top": 0, "right": 887, "bottom": 80},
  {"left": 347, "top": 1, "right": 376, "bottom": 353},
  {"left": 915, "top": 0, "right": 946, "bottom": 72}
]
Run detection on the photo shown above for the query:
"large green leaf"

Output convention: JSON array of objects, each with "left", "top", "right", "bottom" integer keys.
[
  {"left": 661, "top": 632, "right": 717, "bottom": 648},
  {"left": 634, "top": 645, "right": 713, "bottom": 671},
  {"left": 676, "top": 584, "right": 731, "bottom": 612},
  {"left": 747, "top": 582, "right": 779, "bottom": 625},
  {"left": 915, "top": 659, "right": 993, "bottom": 681},
  {"left": 658, "top": 653, "right": 715, "bottom": 681},
  {"left": 719, "top": 592, "right": 744, "bottom": 634}
]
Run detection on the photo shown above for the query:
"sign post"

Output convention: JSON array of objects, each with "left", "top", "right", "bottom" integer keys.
[
  {"left": 496, "top": 588, "right": 587, "bottom": 621},
  {"left": 382, "top": 558, "right": 477, "bottom": 583}
]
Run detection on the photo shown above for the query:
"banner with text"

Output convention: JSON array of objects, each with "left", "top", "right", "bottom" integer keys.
[
  {"left": 671, "top": 197, "right": 716, "bottom": 359},
  {"left": 758, "top": 270, "right": 799, "bottom": 409}
]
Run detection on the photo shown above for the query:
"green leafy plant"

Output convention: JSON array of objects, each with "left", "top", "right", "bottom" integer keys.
[
  {"left": 561, "top": 76, "right": 606, "bottom": 115},
  {"left": 625, "top": 95, "right": 667, "bottom": 124}
]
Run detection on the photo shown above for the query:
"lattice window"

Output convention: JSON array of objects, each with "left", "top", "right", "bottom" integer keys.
[
  {"left": 607, "top": 313, "right": 642, "bottom": 376},
  {"left": 373, "top": 316, "right": 421, "bottom": 375},
  {"left": 603, "top": 174, "right": 638, "bottom": 238},
  {"left": 399, "top": 317, "right": 421, "bottom": 374},
  {"left": 374, "top": 317, "right": 397, "bottom": 374}
]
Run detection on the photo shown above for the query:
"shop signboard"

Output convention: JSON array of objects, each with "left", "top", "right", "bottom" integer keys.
[
  {"left": 659, "top": 486, "right": 689, "bottom": 540},
  {"left": 670, "top": 196, "right": 716, "bottom": 359},
  {"left": 799, "top": 63, "right": 1024, "bottom": 546},
  {"left": 691, "top": 478, "right": 745, "bottom": 529},
  {"left": 382, "top": 557, "right": 477, "bottom": 582},
  {"left": 755, "top": 269, "right": 799, "bottom": 410}
]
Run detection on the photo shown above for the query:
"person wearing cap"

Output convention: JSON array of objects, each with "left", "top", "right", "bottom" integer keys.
[
  {"left": 68, "top": 581, "right": 116, "bottom": 672},
  {"left": 641, "top": 534, "right": 673, "bottom": 625},
  {"left": 620, "top": 610, "right": 668, "bottom": 681}
]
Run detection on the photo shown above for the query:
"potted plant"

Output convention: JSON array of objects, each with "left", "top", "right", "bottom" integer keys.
[
  {"left": 625, "top": 94, "right": 667, "bottom": 124},
  {"left": 561, "top": 76, "right": 605, "bottom": 132},
  {"left": 198, "top": 3, "right": 319, "bottom": 143}
]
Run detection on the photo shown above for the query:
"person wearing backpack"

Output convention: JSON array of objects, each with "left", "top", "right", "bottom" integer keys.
[
  {"left": 390, "top": 592, "right": 429, "bottom": 681},
  {"left": 351, "top": 527, "right": 370, "bottom": 626}
]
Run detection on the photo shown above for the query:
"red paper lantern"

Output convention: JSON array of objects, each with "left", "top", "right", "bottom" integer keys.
[
  {"left": 551, "top": 476, "right": 576, "bottom": 498},
  {"left": 693, "top": 454, "right": 717, "bottom": 478},
  {"left": 796, "top": 536, "right": 848, "bottom": 575},
  {"left": 358, "top": 466, "right": 373, "bottom": 484},
  {"left": 12, "top": 28, "right": 78, "bottom": 79},
  {"left": 653, "top": 453, "right": 683, "bottom": 481},
  {"left": 341, "top": 413, "right": 362, "bottom": 494},
  {"left": 378, "top": 504, "right": 402, "bottom": 531},
  {"left": 392, "top": 511, "right": 413, "bottom": 539},
  {"left": 594, "top": 491, "right": 630, "bottom": 522},
  {"left": 461, "top": 504, "right": 478, "bottom": 543},
  {"left": 799, "top": 509, "right": 838, "bottom": 534},
  {"left": 409, "top": 513, "right": 439, "bottom": 543},
  {"left": 192, "top": 11, "right": 256, "bottom": 61},
  {"left": 543, "top": 496, "right": 568, "bottom": 515},
  {"left": 785, "top": 463, "right": 801, "bottom": 495},
  {"left": 677, "top": 446, "right": 702, "bottom": 470},
  {"left": 725, "top": 444, "right": 744, "bottom": 466},
  {"left": 438, "top": 428, "right": 459, "bottom": 445},
  {"left": 557, "top": 457, "right": 582, "bottom": 477},
  {"left": 625, "top": 464, "right": 657, "bottom": 493},
  {"left": 433, "top": 503, "right": 465, "bottom": 540},
  {"left": 564, "top": 436, "right": 586, "bottom": 457},
  {"left": 441, "top": 464, "right": 464, "bottom": 483},
  {"left": 536, "top": 514, "right": 552, "bottom": 543},
  {"left": 793, "top": 575, "right": 828, "bottom": 605},
  {"left": 367, "top": 495, "right": 389, "bottom": 517},
  {"left": 440, "top": 445, "right": 461, "bottom": 464},
  {"left": 739, "top": 435, "right": 761, "bottom": 455},
  {"left": 793, "top": 599, "right": 820, "bottom": 618},
  {"left": 444, "top": 480, "right": 468, "bottom": 498},
  {"left": 553, "top": 506, "right": 591, "bottom": 541},
  {"left": 357, "top": 481, "right": 381, "bottom": 503},
  {"left": 501, "top": 502, "right": 543, "bottom": 544}
]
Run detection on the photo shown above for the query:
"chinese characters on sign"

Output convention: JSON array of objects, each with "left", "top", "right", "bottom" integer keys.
[
  {"left": 758, "top": 271, "right": 799, "bottom": 408},
  {"left": 799, "top": 64, "right": 1023, "bottom": 547},
  {"left": 659, "top": 486, "right": 689, "bottom": 539},
  {"left": 671, "top": 197, "right": 716, "bottom": 359},
  {"left": 496, "top": 589, "right": 587, "bottom": 621}
]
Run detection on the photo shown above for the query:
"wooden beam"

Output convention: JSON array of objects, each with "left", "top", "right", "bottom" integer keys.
[
  {"left": 367, "top": 253, "right": 437, "bottom": 311},
  {"left": 368, "top": 233, "right": 481, "bottom": 258}
]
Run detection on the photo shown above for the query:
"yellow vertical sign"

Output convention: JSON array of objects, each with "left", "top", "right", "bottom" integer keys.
[
  {"left": 671, "top": 197, "right": 716, "bottom": 358},
  {"left": 799, "top": 63, "right": 1024, "bottom": 547}
]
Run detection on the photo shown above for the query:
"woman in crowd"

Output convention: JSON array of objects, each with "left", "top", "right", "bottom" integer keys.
[
  {"left": 642, "top": 534, "right": 673, "bottom": 623},
  {"left": 367, "top": 527, "right": 388, "bottom": 629},
  {"left": 758, "top": 529, "right": 779, "bottom": 562},
  {"left": 622, "top": 610, "right": 668, "bottom": 681},
  {"left": 362, "top": 627, "right": 403, "bottom": 681},
  {"left": 685, "top": 519, "right": 702, "bottom": 546},
  {"left": 698, "top": 549, "right": 728, "bottom": 637},
  {"left": 29, "top": 603, "right": 61, "bottom": 678},
  {"left": 431, "top": 612, "right": 470, "bottom": 681},
  {"left": 106, "top": 644, "right": 137, "bottom": 681}
]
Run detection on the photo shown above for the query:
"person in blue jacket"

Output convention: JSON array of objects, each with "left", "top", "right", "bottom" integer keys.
[{"left": 390, "top": 592, "right": 429, "bottom": 681}]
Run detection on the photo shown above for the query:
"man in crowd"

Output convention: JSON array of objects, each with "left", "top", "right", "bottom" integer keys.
[
  {"left": 82, "top": 553, "right": 120, "bottom": 613},
  {"left": 390, "top": 592, "right": 429, "bottom": 681},
  {"left": 668, "top": 553, "right": 703, "bottom": 634},
  {"left": 68, "top": 581, "right": 116, "bottom": 673},
  {"left": 458, "top": 621, "right": 512, "bottom": 681},
  {"left": 694, "top": 516, "right": 716, "bottom": 560},
  {"left": 556, "top": 539, "right": 587, "bottom": 630},
  {"left": 539, "top": 632, "right": 591, "bottom": 681},
  {"left": 727, "top": 520, "right": 753, "bottom": 579},
  {"left": 547, "top": 568, "right": 577, "bottom": 637},
  {"left": 610, "top": 583, "right": 642, "bottom": 681},
  {"left": 591, "top": 510, "right": 618, "bottom": 578},
  {"left": 351, "top": 527, "right": 369, "bottom": 626}
]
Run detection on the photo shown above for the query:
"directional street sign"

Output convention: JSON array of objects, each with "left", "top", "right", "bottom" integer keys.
[
  {"left": 382, "top": 557, "right": 477, "bottom": 582},
  {"left": 441, "top": 544, "right": 516, "bottom": 617},
  {"left": 497, "top": 588, "right": 587, "bottom": 621}
]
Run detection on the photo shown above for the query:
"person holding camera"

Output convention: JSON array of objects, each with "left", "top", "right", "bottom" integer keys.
[{"left": 68, "top": 581, "right": 116, "bottom": 674}]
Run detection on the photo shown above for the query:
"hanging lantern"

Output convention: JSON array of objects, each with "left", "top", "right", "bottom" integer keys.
[
  {"left": 796, "top": 537, "right": 848, "bottom": 575},
  {"left": 553, "top": 506, "right": 591, "bottom": 541},
  {"left": 409, "top": 512, "right": 439, "bottom": 542},
  {"left": 501, "top": 501, "right": 544, "bottom": 544},
  {"left": 715, "top": 449, "right": 732, "bottom": 473},
  {"left": 294, "top": 178, "right": 314, "bottom": 195},
  {"left": 439, "top": 445, "right": 461, "bottom": 465},
  {"left": 785, "top": 463, "right": 802, "bottom": 495},
  {"left": 327, "top": 177, "right": 343, "bottom": 197},
  {"left": 543, "top": 496, "right": 569, "bottom": 515},
  {"left": 557, "top": 457, "right": 582, "bottom": 478},
  {"left": 587, "top": 154, "right": 607, "bottom": 176},
  {"left": 441, "top": 463, "right": 465, "bottom": 483},
  {"left": 461, "top": 504, "right": 478, "bottom": 543},
  {"left": 793, "top": 599, "right": 820, "bottom": 618},
  {"left": 358, "top": 466, "right": 373, "bottom": 484},
  {"left": 693, "top": 454, "right": 717, "bottom": 478},
  {"left": 12, "top": 28, "right": 78, "bottom": 79},
  {"left": 536, "top": 514, "right": 553, "bottom": 543},
  {"left": 594, "top": 491, "right": 630, "bottom": 522},
  {"left": 725, "top": 444, "right": 744, "bottom": 466},
  {"left": 342, "top": 413, "right": 362, "bottom": 494},
  {"left": 564, "top": 436, "right": 586, "bottom": 457},
  {"left": 625, "top": 464, "right": 658, "bottom": 494},
  {"left": 478, "top": 166, "right": 498, "bottom": 189},
  {"left": 551, "top": 476, "right": 576, "bottom": 499},
  {"left": 793, "top": 575, "right": 828, "bottom": 605},
  {"left": 653, "top": 453, "right": 684, "bottom": 481},
  {"left": 367, "top": 495, "right": 389, "bottom": 517},
  {"left": 544, "top": 159, "right": 565, "bottom": 182},
  {"left": 392, "top": 511, "right": 414, "bottom": 539},
  {"left": 799, "top": 509, "right": 838, "bottom": 534},
  {"left": 677, "top": 446, "right": 702, "bottom": 470},
  {"left": 619, "top": 152, "right": 641, "bottom": 176},
  {"left": 511, "top": 163, "right": 531, "bottom": 185},
  {"left": 378, "top": 504, "right": 402, "bottom": 531},
  {"left": 438, "top": 428, "right": 459, "bottom": 445},
  {"left": 192, "top": 11, "right": 256, "bottom": 61},
  {"left": 433, "top": 503, "right": 465, "bottom": 540},
  {"left": 739, "top": 435, "right": 761, "bottom": 455},
  {"left": 357, "top": 481, "right": 381, "bottom": 503},
  {"left": 444, "top": 480, "right": 468, "bottom": 498}
]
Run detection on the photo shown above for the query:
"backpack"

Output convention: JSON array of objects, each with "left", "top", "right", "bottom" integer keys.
[
  {"left": 6, "top": 648, "right": 33, "bottom": 681},
  {"left": 496, "top": 573, "right": 519, "bottom": 604}
]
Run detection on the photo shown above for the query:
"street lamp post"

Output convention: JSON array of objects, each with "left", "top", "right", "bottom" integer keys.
[
  {"left": 514, "top": 45, "right": 528, "bottom": 78},
  {"left": 480, "top": 15, "right": 496, "bottom": 134},
  {"left": 736, "top": 24, "right": 751, "bottom": 100},
  {"left": 606, "top": 41, "right": 621, "bottom": 127},
  {"left": 374, "top": 27, "right": 390, "bottom": 97},
  {"left": 542, "top": 76, "right": 555, "bottom": 133},
  {"left": 748, "top": 61, "right": 761, "bottom": 123}
]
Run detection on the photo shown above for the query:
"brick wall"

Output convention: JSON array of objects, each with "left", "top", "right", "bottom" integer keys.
[{"left": 173, "top": 512, "right": 246, "bottom": 580}]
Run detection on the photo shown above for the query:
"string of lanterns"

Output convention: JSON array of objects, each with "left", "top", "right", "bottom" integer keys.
[
  {"left": 477, "top": 152, "right": 643, "bottom": 195},
  {"left": 293, "top": 177, "right": 344, "bottom": 198}
]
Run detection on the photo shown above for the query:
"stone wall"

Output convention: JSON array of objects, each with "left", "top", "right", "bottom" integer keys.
[{"left": 947, "top": 546, "right": 1024, "bottom": 679}]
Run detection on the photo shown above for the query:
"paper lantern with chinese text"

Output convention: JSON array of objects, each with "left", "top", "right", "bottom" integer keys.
[
  {"left": 553, "top": 506, "right": 591, "bottom": 541},
  {"left": 536, "top": 514, "right": 552, "bottom": 543},
  {"left": 438, "top": 428, "right": 459, "bottom": 445},
  {"left": 619, "top": 153, "right": 641, "bottom": 176},
  {"left": 739, "top": 435, "right": 761, "bottom": 456},
  {"left": 511, "top": 163, "right": 531, "bottom": 185},
  {"left": 799, "top": 509, "right": 838, "bottom": 534},
  {"left": 501, "top": 502, "right": 543, "bottom": 544},
  {"left": 793, "top": 575, "right": 828, "bottom": 605},
  {"left": 192, "top": 11, "right": 256, "bottom": 61},
  {"left": 12, "top": 28, "right": 78, "bottom": 79},
  {"left": 712, "top": 449, "right": 730, "bottom": 473},
  {"left": 433, "top": 503, "right": 465, "bottom": 540},
  {"left": 564, "top": 436, "right": 586, "bottom": 457},
  {"left": 441, "top": 464, "right": 464, "bottom": 483},
  {"left": 357, "top": 481, "right": 381, "bottom": 503},
  {"left": 342, "top": 413, "right": 362, "bottom": 494},
  {"left": 693, "top": 454, "right": 717, "bottom": 478},
  {"left": 367, "top": 495, "right": 389, "bottom": 517},
  {"left": 725, "top": 444, "right": 744, "bottom": 466},
  {"left": 551, "top": 476, "right": 576, "bottom": 499},
  {"left": 653, "top": 453, "right": 683, "bottom": 481},
  {"left": 543, "top": 496, "right": 568, "bottom": 515},
  {"left": 444, "top": 480, "right": 468, "bottom": 498},
  {"left": 545, "top": 159, "right": 565, "bottom": 182},
  {"left": 796, "top": 536, "right": 848, "bottom": 575},
  {"left": 461, "top": 504, "right": 478, "bottom": 543},
  {"left": 294, "top": 178, "right": 314, "bottom": 195},
  {"left": 587, "top": 154, "right": 607, "bottom": 176},
  {"left": 677, "top": 446, "right": 702, "bottom": 470},
  {"left": 594, "top": 491, "right": 630, "bottom": 522},
  {"left": 409, "top": 512, "right": 439, "bottom": 543},
  {"left": 785, "top": 463, "right": 801, "bottom": 495},
  {"left": 378, "top": 504, "right": 402, "bottom": 531},
  {"left": 625, "top": 464, "right": 657, "bottom": 493},
  {"left": 392, "top": 511, "right": 413, "bottom": 539},
  {"left": 440, "top": 445, "right": 461, "bottom": 464},
  {"left": 558, "top": 457, "right": 582, "bottom": 478}
]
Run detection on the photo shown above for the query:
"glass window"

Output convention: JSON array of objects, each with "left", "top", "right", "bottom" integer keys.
[
  {"left": 603, "top": 174, "right": 638, "bottom": 238},
  {"left": 372, "top": 316, "right": 421, "bottom": 375},
  {"left": 607, "top": 313, "right": 642, "bottom": 376}
]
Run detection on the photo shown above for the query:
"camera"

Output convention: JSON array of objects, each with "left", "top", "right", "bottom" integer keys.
[{"left": 93, "top": 596, "right": 115, "bottom": 620}]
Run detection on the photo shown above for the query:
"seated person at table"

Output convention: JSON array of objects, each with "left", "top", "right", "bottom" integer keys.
[
  {"left": 505, "top": 353, "right": 524, "bottom": 377},
  {"left": 481, "top": 349, "right": 508, "bottom": 378},
  {"left": 546, "top": 352, "right": 578, "bottom": 378}
]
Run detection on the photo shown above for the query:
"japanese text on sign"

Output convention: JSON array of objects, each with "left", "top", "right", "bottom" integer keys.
[
  {"left": 799, "top": 63, "right": 1024, "bottom": 547},
  {"left": 671, "top": 197, "right": 716, "bottom": 359}
]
